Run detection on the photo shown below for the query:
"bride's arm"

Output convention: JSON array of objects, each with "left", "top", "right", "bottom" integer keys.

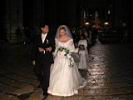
[{"left": 69, "top": 39, "right": 78, "bottom": 53}]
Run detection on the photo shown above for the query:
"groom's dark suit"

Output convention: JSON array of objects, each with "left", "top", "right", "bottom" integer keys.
[{"left": 32, "top": 33, "right": 54, "bottom": 96}]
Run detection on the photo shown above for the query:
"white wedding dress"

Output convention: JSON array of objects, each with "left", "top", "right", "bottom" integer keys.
[{"left": 48, "top": 39, "right": 85, "bottom": 96}]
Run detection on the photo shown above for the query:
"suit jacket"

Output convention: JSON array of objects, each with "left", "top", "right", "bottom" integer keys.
[{"left": 32, "top": 33, "right": 55, "bottom": 64}]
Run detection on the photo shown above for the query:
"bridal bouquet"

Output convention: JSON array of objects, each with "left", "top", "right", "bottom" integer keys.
[
  {"left": 57, "top": 47, "right": 75, "bottom": 67},
  {"left": 57, "top": 47, "right": 70, "bottom": 56}
]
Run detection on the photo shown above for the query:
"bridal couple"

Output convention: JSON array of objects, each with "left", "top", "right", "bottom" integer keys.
[{"left": 32, "top": 24, "right": 86, "bottom": 99}]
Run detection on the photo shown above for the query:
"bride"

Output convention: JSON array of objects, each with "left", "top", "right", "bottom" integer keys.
[{"left": 48, "top": 25, "right": 85, "bottom": 97}]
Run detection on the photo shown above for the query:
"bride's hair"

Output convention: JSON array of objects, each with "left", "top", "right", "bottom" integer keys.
[
  {"left": 55, "top": 25, "right": 72, "bottom": 39},
  {"left": 59, "top": 26, "right": 67, "bottom": 32}
]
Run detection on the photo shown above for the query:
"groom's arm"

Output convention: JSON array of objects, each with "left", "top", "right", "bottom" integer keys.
[
  {"left": 45, "top": 37, "right": 55, "bottom": 53},
  {"left": 37, "top": 35, "right": 55, "bottom": 54},
  {"left": 31, "top": 37, "right": 38, "bottom": 65}
]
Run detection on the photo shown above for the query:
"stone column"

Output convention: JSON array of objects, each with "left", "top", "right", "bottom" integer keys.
[{"left": 5, "top": 0, "right": 23, "bottom": 42}]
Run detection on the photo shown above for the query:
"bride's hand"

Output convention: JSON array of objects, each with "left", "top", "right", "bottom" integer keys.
[{"left": 74, "top": 48, "right": 79, "bottom": 53}]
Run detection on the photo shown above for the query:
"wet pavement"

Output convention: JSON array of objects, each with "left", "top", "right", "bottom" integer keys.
[{"left": 0, "top": 42, "right": 133, "bottom": 100}]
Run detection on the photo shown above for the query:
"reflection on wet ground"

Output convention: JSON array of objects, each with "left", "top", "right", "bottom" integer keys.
[{"left": 0, "top": 43, "right": 133, "bottom": 100}]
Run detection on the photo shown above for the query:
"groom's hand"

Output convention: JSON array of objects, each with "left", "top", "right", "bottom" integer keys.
[
  {"left": 32, "top": 60, "right": 36, "bottom": 66},
  {"left": 38, "top": 47, "right": 45, "bottom": 53},
  {"left": 46, "top": 47, "right": 52, "bottom": 52}
]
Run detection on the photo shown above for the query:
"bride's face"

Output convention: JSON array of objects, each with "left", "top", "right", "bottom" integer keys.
[{"left": 59, "top": 29, "right": 66, "bottom": 37}]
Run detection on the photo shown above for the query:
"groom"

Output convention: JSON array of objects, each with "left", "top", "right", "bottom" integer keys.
[{"left": 32, "top": 23, "right": 54, "bottom": 98}]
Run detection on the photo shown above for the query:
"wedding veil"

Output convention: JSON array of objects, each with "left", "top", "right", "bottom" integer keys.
[{"left": 55, "top": 25, "right": 72, "bottom": 39}]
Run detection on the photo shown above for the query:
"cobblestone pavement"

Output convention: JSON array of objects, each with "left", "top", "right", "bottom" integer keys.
[{"left": 0, "top": 42, "right": 133, "bottom": 100}]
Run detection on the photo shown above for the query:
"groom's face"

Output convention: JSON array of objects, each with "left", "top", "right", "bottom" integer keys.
[{"left": 41, "top": 25, "right": 49, "bottom": 34}]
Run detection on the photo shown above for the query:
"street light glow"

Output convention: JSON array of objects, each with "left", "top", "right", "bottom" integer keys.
[
  {"left": 104, "top": 22, "right": 109, "bottom": 25},
  {"left": 85, "top": 22, "right": 90, "bottom": 25}
]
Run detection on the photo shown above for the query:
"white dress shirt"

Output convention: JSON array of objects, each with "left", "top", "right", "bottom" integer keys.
[
  {"left": 41, "top": 33, "right": 47, "bottom": 43},
  {"left": 41, "top": 33, "right": 48, "bottom": 54}
]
